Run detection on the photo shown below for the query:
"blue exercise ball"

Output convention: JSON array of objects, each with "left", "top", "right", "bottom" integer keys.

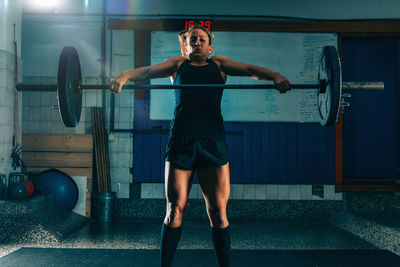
[{"left": 35, "top": 169, "right": 78, "bottom": 209}]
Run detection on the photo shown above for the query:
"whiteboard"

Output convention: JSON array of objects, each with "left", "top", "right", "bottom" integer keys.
[{"left": 150, "top": 31, "right": 337, "bottom": 122}]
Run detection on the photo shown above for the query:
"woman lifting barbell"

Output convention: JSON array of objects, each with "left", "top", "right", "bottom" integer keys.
[{"left": 110, "top": 25, "right": 292, "bottom": 267}]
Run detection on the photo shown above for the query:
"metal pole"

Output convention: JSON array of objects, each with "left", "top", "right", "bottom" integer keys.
[
  {"left": 81, "top": 83, "right": 321, "bottom": 90},
  {"left": 15, "top": 81, "right": 385, "bottom": 92}
]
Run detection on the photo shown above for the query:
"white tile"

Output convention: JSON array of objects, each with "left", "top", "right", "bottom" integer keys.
[
  {"left": 86, "top": 77, "right": 98, "bottom": 84},
  {"left": 0, "top": 54, "right": 6, "bottom": 69},
  {"left": 96, "top": 91, "right": 103, "bottom": 107},
  {"left": 51, "top": 107, "right": 60, "bottom": 122},
  {"left": 289, "top": 185, "right": 301, "bottom": 200},
  {"left": 40, "top": 92, "right": 52, "bottom": 106},
  {"left": 110, "top": 167, "right": 120, "bottom": 182},
  {"left": 153, "top": 183, "right": 165, "bottom": 199},
  {"left": 22, "top": 106, "right": 30, "bottom": 122},
  {"left": 111, "top": 182, "right": 118, "bottom": 192},
  {"left": 117, "top": 182, "right": 130, "bottom": 199},
  {"left": 113, "top": 108, "right": 120, "bottom": 122},
  {"left": 85, "top": 92, "right": 97, "bottom": 107},
  {"left": 119, "top": 107, "right": 131, "bottom": 122},
  {"left": 266, "top": 184, "right": 279, "bottom": 200},
  {"left": 127, "top": 139, "right": 133, "bottom": 153},
  {"left": 62, "top": 127, "right": 75, "bottom": 134},
  {"left": 22, "top": 92, "right": 31, "bottom": 106},
  {"left": 29, "top": 91, "right": 41, "bottom": 106},
  {"left": 243, "top": 184, "right": 256, "bottom": 200},
  {"left": 38, "top": 121, "right": 51, "bottom": 133},
  {"left": 119, "top": 152, "right": 131, "bottom": 168},
  {"left": 29, "top": 121, "right": 40, "bottom": 133},
  {"left": 300, "top": 185, "right": 312, "bottom": 200},
  {"left": 22, "top": 121, "right": 29, "bottom": 134},
  {"left": 0, "top": 87, "right": 6, "bottom": 106},
  {"left": 51, "top": 120, "right": 64, "bottom": 134},
  {"left": 78, "top": 107, "right": 86, "bottom": 123},
  {"left": 0, "top": 107, "right": 7, "bottom": 125},
  {"left": 109, "top": 153, "right": 119, "bottom": 168},
  {"left": 74, "top": 122, "right": 85, "bottom": 134},
  {"left": 118, "top": 122, "right": 131, "bottom": 129},
  {"left": 50, "top": 92, "right": 58, "bottom": 105},
  {"left": 119, "top": 92, "right": 132, "bottom": 107},
  {"left": 230, "top": 184, "right": 244, "bottom": 199},
  {"left": 141, "top": 183, "right": 152, "bottom": 199},
  {"left": 85, "top": 107, "right": 92, "bottom": 123},
  {"left": 40, "top": 107, "right": 52, "bottom": 122},
  {"left": 111, "top": 183, "right": 130, "bottom": 199},
  {"left": 109, "top": 139, "right": 119, "bottom": 153},
  {"left": 118, "top": 137, "right": 131, "bottom": 153},
  {"left": 30, "top": 107, "right": 41, "bottom": 121},
  {"left": 278, "top": 185, "right": 290, "bottom": 200},
  {"left": 0, "top": 70, "right": 6, "bottom": 87},
  {"left": 324, "top": 185, "right": 336, "bottom": 200},
  {"left": 121, "top": 167, "right": 132, "bottom": 181},
  {"left": 255, "top": 184, "right": 267, "bottom": 200},
  {"left": 24, "top": 122, "right": 32, "bottom": 133}
]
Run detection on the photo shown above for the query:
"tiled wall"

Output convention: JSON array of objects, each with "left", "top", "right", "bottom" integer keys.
[
  {"left": 0, "top": 50, "right": 22, "bottom": 177},
  {"left": 21, "top": 81, "right": 134, "bottom": 199},
  {"left": 21, "top": 29, "right": 135, "bottom": 199},
  {"left": 141, "top": 183, "right": 342, "bottom": 201}
]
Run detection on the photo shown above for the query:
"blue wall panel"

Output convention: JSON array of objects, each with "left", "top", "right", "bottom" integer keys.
[{"left": 342, "top": 37, "right": 400, "bottom": 179}]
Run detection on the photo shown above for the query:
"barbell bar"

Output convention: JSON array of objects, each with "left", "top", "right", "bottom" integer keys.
[
  {"left": 16, "top": 81, "right": 384, "bottom": 91},
  {"left": 15, "top": 46, "right": 384, "bottom": 128}
]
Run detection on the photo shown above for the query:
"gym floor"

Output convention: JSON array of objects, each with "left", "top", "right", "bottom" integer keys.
[{"left": 1, "top": 216, "right": 399, "bottom": 266}]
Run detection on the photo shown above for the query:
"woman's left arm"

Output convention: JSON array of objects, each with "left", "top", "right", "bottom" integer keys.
[{"left": 212, "top": 55, "right": 291, "bottom": 93}]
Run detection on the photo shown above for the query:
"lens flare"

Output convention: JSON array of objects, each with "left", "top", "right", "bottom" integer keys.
[{"left": 30, "top": 0, "right": 61, "bottom": 9}]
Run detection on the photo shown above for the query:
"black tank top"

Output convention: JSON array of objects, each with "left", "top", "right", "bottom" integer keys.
[{"left": 170, "top": 58, "right": 226, "bottom": 138}]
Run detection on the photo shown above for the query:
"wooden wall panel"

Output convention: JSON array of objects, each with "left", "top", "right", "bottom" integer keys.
[
  {"left": 22, "top": 134, "right": 93, "bottom": 152},
  {"left": 22, "top": 152, "right": 93, "bottom": 168}
]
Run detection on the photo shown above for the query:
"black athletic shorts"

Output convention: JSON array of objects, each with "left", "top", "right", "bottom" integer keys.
[{"left": 165, "top": 137, "right": 229, "bottom": 170}]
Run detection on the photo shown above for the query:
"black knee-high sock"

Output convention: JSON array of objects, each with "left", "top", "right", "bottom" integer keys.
[
  {"left": 160, "top": 223, "right": 182, "bottom": 267},
  {"left": 211, "top": 226, "right": 231, "bottom": 267}
]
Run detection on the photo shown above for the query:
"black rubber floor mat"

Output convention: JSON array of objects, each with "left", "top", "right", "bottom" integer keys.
[{"left": 1, "top": 248, "right": 399, "bottom": 267}]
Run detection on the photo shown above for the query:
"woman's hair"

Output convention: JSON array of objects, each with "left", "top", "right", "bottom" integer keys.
[
  {"left": 178, "top": 29, "right": 188, "bottom": 56},
  {"left": 178, "top": 26, "right": 214, "bottom": 56}
]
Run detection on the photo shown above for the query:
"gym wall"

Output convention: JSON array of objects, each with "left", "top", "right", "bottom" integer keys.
[{"left": 10, "top": 0, "right": 400, "bottom": 199}]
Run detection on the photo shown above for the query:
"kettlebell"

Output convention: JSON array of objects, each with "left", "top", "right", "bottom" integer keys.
[
  {"left": 0, "top": 173, "right": 7, "bottom": 200},
  {"left": 8, "top": 173, "right": 28, "bottom": 200}
]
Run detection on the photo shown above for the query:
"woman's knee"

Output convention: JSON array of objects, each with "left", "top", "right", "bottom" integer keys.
[
  {"left": 207, "top": 205, "right": 228, "bottom": 227},
  {"left": 164, "top": 203, "right": 185, "bottom": 227}
]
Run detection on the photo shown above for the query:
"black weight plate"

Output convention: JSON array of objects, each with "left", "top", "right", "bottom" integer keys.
[
  {"left": 317, "top": 46, "right": 342, "bottom": 127},
  {"left": 57, "top": 47, "right": 82, "bottom": 127},
  {"left": 317, "top": 46, "right": 342, "bottom": 126}
]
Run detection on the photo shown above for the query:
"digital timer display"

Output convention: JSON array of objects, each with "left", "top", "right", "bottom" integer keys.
[{"left": 184, "top": 20, "right": 212, "bottom": 30}]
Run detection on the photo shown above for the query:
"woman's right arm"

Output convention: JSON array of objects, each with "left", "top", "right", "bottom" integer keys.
[{"left": 110, "top": 56, "right": 185, "bottom": 94}]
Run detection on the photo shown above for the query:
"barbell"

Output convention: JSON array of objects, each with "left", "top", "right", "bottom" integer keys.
[{"left": 16, "top": 46, "right": 384, "bottom": 127}]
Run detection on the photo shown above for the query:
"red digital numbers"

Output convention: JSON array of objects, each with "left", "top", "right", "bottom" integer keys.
[
  {"left": 204, "top": 21, "right": 211, "bottom": 30},
  {"left": 185, "top": 20, "right": 212, "bottom": 30}
]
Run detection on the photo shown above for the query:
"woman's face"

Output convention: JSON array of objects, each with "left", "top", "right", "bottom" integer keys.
[{"left": 185, "top": 29, "right": 213, "bottom": 60}]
